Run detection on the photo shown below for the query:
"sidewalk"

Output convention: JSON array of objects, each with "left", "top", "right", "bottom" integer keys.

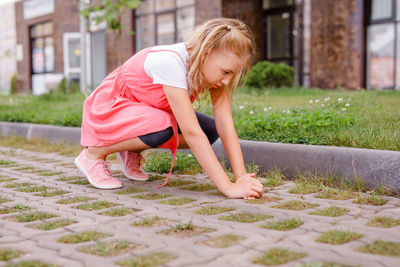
[{"left": 0, "top": 146, "right": 399, "bottom": 266}]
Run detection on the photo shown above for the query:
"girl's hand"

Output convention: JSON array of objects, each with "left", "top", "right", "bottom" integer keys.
[{"left": 224, "top": 173, "right": 264, "bottom": 199}]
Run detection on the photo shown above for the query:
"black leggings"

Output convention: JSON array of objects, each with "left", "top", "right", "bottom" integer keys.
[{"left": 138, "top": 111, "right": 219, "bottom": 148}]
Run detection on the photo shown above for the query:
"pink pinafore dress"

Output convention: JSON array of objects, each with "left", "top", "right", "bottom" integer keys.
[{"left": 80, "top": 47, "right": 193, "bottom": 186}]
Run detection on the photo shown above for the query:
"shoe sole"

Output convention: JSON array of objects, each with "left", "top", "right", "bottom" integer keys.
[
  {"left": 74, "top": 157, "right": 122, "bottom": 189},
  {"left": 116, "top": 152, "right": 149, "bottom": 181}
]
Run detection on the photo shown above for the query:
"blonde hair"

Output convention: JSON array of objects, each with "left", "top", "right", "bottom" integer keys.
[{"left": 185, "top": 18, "right": 256, "bottom": 101}]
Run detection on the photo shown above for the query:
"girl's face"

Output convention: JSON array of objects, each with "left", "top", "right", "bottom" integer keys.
[{"left": 202, "top": 48, "right": 243, "bottom": 89}]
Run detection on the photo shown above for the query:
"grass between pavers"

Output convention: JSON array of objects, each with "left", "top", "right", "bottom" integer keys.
[
  {"left": 218, "top": 212, "right": 271, "bottom": 223},
  {"left": 165, "top": 179, "right": 195, "bottom": 187},
  {"left": 34, "top": 189, "right": 70, "bottom": 197},
  {"left": 4, "top": 182, "right": 36, "bottom": 188},
  {"left": 114, "top": 187, "right": 147, "bottom": 195},
  {"left": 310, "top": 206, "right": 350, "bottom": 217},
  {"left": 67, "top": 180, "right": 90, "bottom": 185},
  {"left": 259, "top": 218, "right": 303, "bottom": 231},
  {"left": 301, "top": 262, "right": 359, "bottom": 267},
  {"left": 79, "top": 240, "right": 146, "bottom": 256},
  {"left": 132, "top": 193, "right": 173, "bottom": 200},
  {"left": 197, "top": 234, "right": 246, "bottom": 248},
  {"left": 245, "top": 195, "right": 282, "bottom": 204},
  {"left": 99, "top": 208, "right": 135, "bottom": 217},
  {"left": 7, "top": 260, "right": 59, "bottom": 267},
  {"left": 195, "top": 206, "right": 235, "bottom": 215},
  {"left": 159, "top": 221, "right": 214, "bottom": 238},
  {"left": 12, "top": 166, "right": 35, "bottom": 171},
  {"left": 179, "top": 183, "right": 217, "bottom": 192},
  {"left": 0, "top": 248, "right": 24, "bottom": 261},
  {"left": 72, "top": 201, "right": 120, "bottom": 211},
  {"left": 0, "top": 195, "right": 13, "bottom": 204},
  {"left": 132, "top": 216, "right": 176, "bottom": 228},
  {"left": 252, "top": 247, "right": 307, "bottom": 265},
  {"left": 0, "top": 204, "right": 31, "bottom": 214},
  {"left": 57, "top": 231, "right": 110, "bottom": 244},
  {"left": 356, "top": 240, "right": 400, "bottom": 257},
  {"left": 157, "top": 197, "right": 196, "bottom": 206},
  {"left": 7, "top": 211, "right": 58, "bottom": 222},
  {"left": 259, "top": 169, "right": 286, "bottom": 188},
  {"left": 56, "top": 196, "right": 94, "bottom": 204},
  {"left": 0, "top": 177, "right": 16, "bottom": 183},
  {"left": 143, "top": 151, "right": 203, "bottom": 175},
  {"left": 315, "top": 188, "right": 355, "bottom": 200},
  {"left": 270, "top": 200, "right": 319, "bottom": 210},
  {"left": 147, "top": 174, "right": 166, "bottom": 181},
  {"left": 316, "top": 230, "right": 363, "bottom": 245},
  {"left": 56, "top": 176, "right": 85, "bottom": 182},
  {"left": 117, "top": 251, "right": 178, "bottom": 267},
  {"left": 29, "top": 219, "right": 76, "bottom": 230},
  {"left": 366, "top": 217, "right": 400, "bottom": 228},
  {"left": 289, "top": 183, "right": 324, "bottom": 194},
  {"left": 352, "top": 193, "right": 388, "bottom": 206}
]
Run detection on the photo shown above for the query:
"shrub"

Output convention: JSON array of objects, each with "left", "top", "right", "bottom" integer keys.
[
  {"left": 56, "top": 78, "right": 80, "bottom": 94},
  {"left": 247, "top": 61, "right": 294, "bottom": 88},
  {"left": 10, "top": 74, "right": 18, "bottom": 94}
]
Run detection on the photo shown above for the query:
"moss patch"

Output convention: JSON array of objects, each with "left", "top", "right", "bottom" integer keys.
[
  {"left": 195, "top": 206, "right": 235, "bottom": 215},
  {"left": 99, "top": 208, "right": 135, "bottom": 217},
  {"left": 79, "top": 240, "right": 146, "bottom": 256},
  {"left": 132, "top": 193, "right": 172, "bottom": 200},
  {"left": 259, "top": 218, "right": 303, "bottom": 231},
  {"left": 117, "top": 251, "right": 177, "bottom": 267},
  {"left": 310, "top": 206, "right": 349, "bottom": 217},
  {"left": 316, "top": 230, "right": 363, "bottom": 245},
  {"left": 132, "top": 216, "right": 176, "bottom": 228},
  {"left": 158, "top": 197, "right": 196, "bottom": 206},
  {"left": 253, "top": 248, "right": 307, "bottom": 265},
  {"left": 366, "top": 217, "right": 400, "bottom": 228},
  {"left": 56, "top": 196, "right": 94, "bottom": 204},
  {"left": 198, "top": 234, "right": 246, "bottom": 248},
  {"left": 356, "top": 240, "right": 400, "bottom": 257},
  {"left": 180, "top": 183, "right": 217, "bottom": 192},
  {"left": 218, "top": 212, "right": 271, "bottom": 223},
  {"left": 29, "top": 219, "right": 76, "bottom": 230},
  {"left": 73, "top": 201, "right": 120, "bottom": 211},
  {"left": 0, "top": 248, "right": 24, "bottom": 261},
  {"left": 271, "top": 200, "right": 318, "bottom": 210},
  {"left": 57, "top": 231, "right": 110, "bottom": 244}
]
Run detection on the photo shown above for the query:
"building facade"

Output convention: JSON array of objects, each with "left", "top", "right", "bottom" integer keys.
[{"left": 7, "top": 0, "right": 400, "bottom": 94}]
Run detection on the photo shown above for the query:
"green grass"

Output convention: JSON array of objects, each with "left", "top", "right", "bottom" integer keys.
[
  {"left": 79, "top": 240, "right": 144, "bottom": 256},
  {"left": 356, "top": 240, "right": 400, "bottom": 257},
  {"left": 157, "top": 197, "right": 196, "bottom": 206},
  {"left": 7, "top": 260, "right": 59, "bottom": 267},
  {"left": 195, "top": 206, "right": 235, "bottom": 215},
  {"left": 73, "top": 201, "right": 120, "bottom": 211},
  {"left": 132, "top": 216, "right": 175, "bottom": 228},
  {"left": 310, "top": 206, "right": 350, "bottom": 217},
  {"left": 0, "top": 196, "right": 13, "bottom": 204},
  {"left": 34, "top": 190, "right": 70, "bottom": 197},
  {"left": 56, "top": 196, "right": 94, "bottom": 204},
  {"left": 0, "top": 248, "right": 24, "bottom": 261},
  {"left": 316, "top": 230, "right": 363, "bottom": 244},
  {"left": 143, "top": 151, "right": 203, "bottom": 174},
  {"left": 245, "top": 196, "right": 282, "bottom": 204},
  {"left": 180, "top": 183, "right": 217, "bottom": 191},
  {"left": 29, "top": 219, "right": 76, "bottom": 230},
  {"left": 160, "top": 221, "right": 214, "bottom": 237},
  {"left": 198, "top": 234, "right": 246, "bottom": 248},
  {"left": 0, "top": 204, "right": 31, "bottom": 214},
  {"left": 218, "top": 212, "right": 271, "bottom": 223},
  {"left": 252, "top": 247, "right": 307, "bottom": 265},
  {"left": 353, "top": 193, "right": 388, "bottom": 206},
  {"left": 289, "top": 183, "right": 324, "bottom": 194},
  {"left": 114, "top": 187, "right": 147, "bottom": 195},
  {"left": 99, "top": 208, "right": 135, "bottom": 217},
  {"left": 259, "top": 218, "right": 303, "bottom": 231},
  {"left": 57, "top": 231, "right": 110, "bottom": 244},
  {"left": 10, "top": 211, "right": 58, "bottom": 222},
  {"left": 117, "top": 251, "right": 177, "bottom": 267},
  {"left": 0, "top": 177, "right": 16, "bottom": 183},
  {"left": 366, "top": 217, "right": 400, "bottom": 228},
  {"left": 165, "top": 179, "right": 195, "bottom": 186},
  {"left": 301, "top": 262, "right": 359, "bottom": 267},
  {"left": 271, "top": 200, "right": 318, "bottom": 210},
  {"left": 260, "top": 169, "right": 286, "bottom": 187},
  {"left": 132, "top": 193, "right": 172, "bottom": 200},
  {"left": 315, "top": 188, "right": 355, "bottom": 200}
]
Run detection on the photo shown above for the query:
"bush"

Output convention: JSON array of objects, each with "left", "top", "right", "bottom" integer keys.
[
  {"left": 10, "top": 74, "right": 18, "bottom": 94},
  {"left": 247, "top": 61, "right": 294, "bottom": 89},
  {"left": 56, "top": 78, "right": 80, "bottom": 94}
]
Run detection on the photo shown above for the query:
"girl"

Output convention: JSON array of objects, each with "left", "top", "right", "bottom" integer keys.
[{"left": 75, "top": 18, "right": 264, "bottom": 200}]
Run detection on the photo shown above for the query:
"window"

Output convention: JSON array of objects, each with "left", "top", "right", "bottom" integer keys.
[
  {"left": 135, "top": 0, "right": 195, "bottom": 51},
  {"left": 30, "top": 22, "right": 54, "bottom": 74}
]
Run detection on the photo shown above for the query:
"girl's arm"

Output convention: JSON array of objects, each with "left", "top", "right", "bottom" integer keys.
[{"left": 163, "top": 85, "right": 263, "bottom": 199}]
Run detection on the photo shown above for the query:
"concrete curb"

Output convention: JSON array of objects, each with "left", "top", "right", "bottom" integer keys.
[{"left": 1, "top": 121, "right": 399, "bottom": 191}]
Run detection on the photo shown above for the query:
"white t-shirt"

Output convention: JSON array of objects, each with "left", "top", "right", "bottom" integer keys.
[{"left": 144, "top": 42, "right": 189, "bottom": 90}]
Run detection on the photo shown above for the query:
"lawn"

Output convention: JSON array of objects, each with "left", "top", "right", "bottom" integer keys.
[{"left": 0, "top": 87, "right": 399, "bottom": 151}]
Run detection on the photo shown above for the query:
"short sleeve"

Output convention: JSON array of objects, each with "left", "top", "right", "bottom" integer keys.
[{"left": 144, "top": 51, "right": 188, "bottom": 90}]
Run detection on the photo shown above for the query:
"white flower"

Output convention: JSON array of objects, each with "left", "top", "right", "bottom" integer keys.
[
  {"left": 187, "top": 154, "right": 192, "bottom": 157},
  {"left": 315, "top": 99, "right": 320, "bottom": 103},
  {"left": 345, "top": 103, "right": 350, "bottom": 107},
  {"left": 342, "top": 108, "right": 346, "bottom": 111},
  {"left": 263, "top": 108, "right": 268, "bottom": 112},
  {"left": 269, "top": 106, "right": 272, "bottom": 110},
  {"left": 287, "top": 110, "right": 290, "bottom": 114},
  {"left": 338, "top": 98, "right": 343, "bottom": 103},
  {"left": 249, "top": 111, "right": 254, "bottom": 114},
  {"left": 309, "top": 100, "right": 313, "bottom": 104},
  {"left": 282, "top": 110, "right": 286, "bottom": 113},
  {"left": 321, "top": 104, "right": 325, "bottom": 107},
  {"left": 324, "top": 97, "right": 330, "bottom": 101},
  {"left": 239, "top": 105, "right": 244, "bottom": 110}
]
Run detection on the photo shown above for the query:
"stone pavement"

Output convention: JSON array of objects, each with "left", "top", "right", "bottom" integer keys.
[{"left": 0, "top": 146, "right": 399, "bottom": 267}]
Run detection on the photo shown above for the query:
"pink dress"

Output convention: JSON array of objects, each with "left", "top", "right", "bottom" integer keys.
[{"left": 81, "top": 47, "right": 192, "bottom": 186}]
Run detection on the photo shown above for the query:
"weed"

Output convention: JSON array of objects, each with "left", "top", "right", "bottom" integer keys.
[
  {"left": 356, "top": 240, "right": 400, "bottom": 257},
  {"left": 252, "top": 247, "right": 307, "bottom": 265},
  {"left": 195, "top": 206, "right": 235, "bottom": 215},
  {"left": 132, "top": 193, "right": 172, "bottom": 200},
  {"left": 0, "top": 248, "right": 24, "bottom": 261},
  {"left": 316, "top": 230, "right": 363, "bottom": 244},
  {"left": 353, "top": 193, "right": 388, "bottom": 206},
  {"left": 99, "top": 208, "right": 135, "bottom": 217},
  {"left": 366, "top": 217, "right": 400, "bottom": 228},
  {"left": 310, "top": 207, "right": 349, "bottom": 217},
  {"left": 271, "top": 200, "right": 318, "bottom": 210},
  {"left": 73, "top": 201, "right": 120, "bottom": 211},
  {"left": 158, "top": 197, "right": 196, "bottom": 206},
  {"left": 57, "top": 231, "right": 110, "bottom": 244},
  {"left": 30, "top": 219, "right": 76, "bottom": 230},
  {"left": 259, "top": 218, "right": 303, "bottom": 231},
  {"left": 56, "top": 196, "right": 94, "bottom": 204},
  {"left": 218, "top": 212, "right": 271, "bottom": 223}
]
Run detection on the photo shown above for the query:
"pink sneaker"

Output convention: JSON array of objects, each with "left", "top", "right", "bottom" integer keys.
[
  {"left": 117, "top": 151, "right": 149, "bottom": 181},
  {"left": 75, "top": 149, "right": 122, "bottom": 189}
]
